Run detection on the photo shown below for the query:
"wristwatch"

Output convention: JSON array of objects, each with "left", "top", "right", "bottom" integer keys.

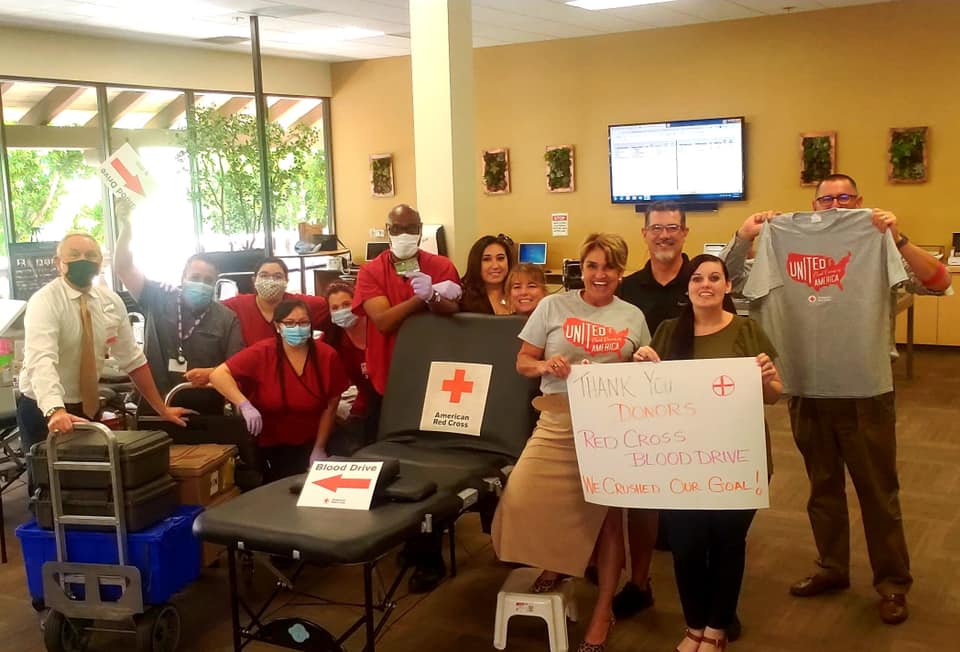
[
  {"left": 45, "top": 406, "right": 64, "bottom": 418},
  {"left": 429, "top": 290, "right": 441, "bottom": 304},
  {"left": 895, "top": 233, "right": 909, "bottom": 249}
]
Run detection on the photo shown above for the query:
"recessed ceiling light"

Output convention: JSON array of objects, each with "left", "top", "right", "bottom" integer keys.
[{"left": 566, "top": 0, "right": 677, "bottom": 10}]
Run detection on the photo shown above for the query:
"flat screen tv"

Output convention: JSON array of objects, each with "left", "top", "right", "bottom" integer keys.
[{"left": 608, "top": 116, "right": 745, "bottom": 204}]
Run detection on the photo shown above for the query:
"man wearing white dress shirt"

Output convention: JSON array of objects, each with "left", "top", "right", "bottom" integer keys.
[{"left": 16, "top": 232, "right": 190, "bottom": 488}]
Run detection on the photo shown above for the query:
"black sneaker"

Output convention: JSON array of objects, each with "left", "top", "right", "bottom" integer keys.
[
  {"left": 408, "top": 559, "right": 447, "bottom": 593},
  {"left": 612, "top": 581, "right": 654, "bottom": 619}
]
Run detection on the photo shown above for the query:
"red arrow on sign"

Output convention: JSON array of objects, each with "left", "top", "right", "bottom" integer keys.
[
  {"left": 110, "top": 158, "right": 145, "bottom": 196},
  {"left": 313, "top": 475, "right": 372, "bottom": 493}
]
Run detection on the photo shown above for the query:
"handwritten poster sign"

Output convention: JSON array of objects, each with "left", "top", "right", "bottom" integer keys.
[{"left": 567, "top": 358, "right": 768, "bottom": 510}]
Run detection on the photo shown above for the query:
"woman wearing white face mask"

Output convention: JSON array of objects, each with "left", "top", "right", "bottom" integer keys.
[
  {"left": 324, "top": 282, "right": 379, "bottom": 455},
  {"left": 210, "top": 300, "right": 350, "bottom": 482},
  {"left": 223, "top": 257, "right": 330, "bottom": 345}
]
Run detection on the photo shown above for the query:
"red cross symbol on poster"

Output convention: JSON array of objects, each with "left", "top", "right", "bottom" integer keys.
[
  {"left": 441, "top": 369, "right": 474, "bottom": 403},
  {"left": 712, "top": 375, "right": 735, "bottom": 397}
]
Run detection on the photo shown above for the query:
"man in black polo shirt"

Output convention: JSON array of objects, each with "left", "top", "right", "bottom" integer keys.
[{"left": 616, "top": 200, "right": 691, "bottom": 617}]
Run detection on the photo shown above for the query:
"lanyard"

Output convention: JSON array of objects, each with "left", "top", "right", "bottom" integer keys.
[{"left": 176, "top": 295, "right": 209, "bottom": 362}]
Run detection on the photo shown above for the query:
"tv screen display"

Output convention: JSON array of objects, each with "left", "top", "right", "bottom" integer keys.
[{"left": 609, "top": 116, "right": 745, "bottom": 204}]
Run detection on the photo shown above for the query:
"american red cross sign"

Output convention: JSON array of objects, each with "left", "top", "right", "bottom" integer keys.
[{"left": 441, "top": 369, "right": 474, "bottom": 403}]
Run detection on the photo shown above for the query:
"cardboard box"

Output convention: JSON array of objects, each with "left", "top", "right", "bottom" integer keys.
[
  {"left": 201, "top": 486, "right": 242, "bottom": 567},
  {"left": 169, "top": 444, "right": 237, "bottom": 506}
]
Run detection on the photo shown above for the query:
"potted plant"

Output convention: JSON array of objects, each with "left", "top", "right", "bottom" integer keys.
[
  {"left": 482, "top": 148, "right": 510, "bottom": 195},
  {"left": 800, "top": 131, "right": 836, "bottom": 186},
  {"left": 545, "top": 145, "right": 575, "bottom": 193},
  {"left": 888, "top": 127, "right": 928, "bottom": 183}
]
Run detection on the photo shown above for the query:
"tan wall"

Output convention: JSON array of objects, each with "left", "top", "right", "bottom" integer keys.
[
  {"left": 0, "top": 24, "right": 332, "bottom": 96},
  {"left": 330, "top": 0, "right": 960, "bottom": 268}
]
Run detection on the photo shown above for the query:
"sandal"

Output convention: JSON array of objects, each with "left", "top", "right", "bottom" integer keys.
[
  {"left": 676, "top": 629, "right": 703, "bottom": 652},
  {"left": 530, "top": 572, "right": 567, "bottom": 593},
  {"left": 576, "top": 615, "right": 615, "bottom": 652},
  {"left": 700, "top": 633, "right": 727, "bottom": 650}
]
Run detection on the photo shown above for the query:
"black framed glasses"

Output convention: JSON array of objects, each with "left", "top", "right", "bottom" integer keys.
[
  {"left": 814, "top": 193, "right": 859, "bottom": 207},
  {"left": 386, "top": 222, "right": 421, "bottom": 236}
]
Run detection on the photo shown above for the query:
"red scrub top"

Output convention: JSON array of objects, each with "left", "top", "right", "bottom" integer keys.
[
  {"left": 353, "top": 249, "right": 460, "bottom": 394},
  {"left": 223, "top": 292, "right": 329, "bottom": 345},
  {"left": 331, "top": 331, "right": 374, "bottom": 418},
  {"left": 226, "top": 338, "right": 349, "bottom": 448}
]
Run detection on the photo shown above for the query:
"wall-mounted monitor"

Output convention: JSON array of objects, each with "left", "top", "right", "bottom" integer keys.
[{"left": 609, "top": 116, "right": 745, "bottom": 204}]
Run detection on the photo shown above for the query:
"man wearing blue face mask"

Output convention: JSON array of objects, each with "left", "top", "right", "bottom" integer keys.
[{"left": 116, "top": 212, "right": 244, "bottom": 413}]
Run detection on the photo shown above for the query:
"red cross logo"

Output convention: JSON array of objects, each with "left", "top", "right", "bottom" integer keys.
[
  {"left": 441, "top": 369, "right": 474, "bottom": 404},
  {"left": 712, "top": 375, "right": 735, "bottom": 397}
]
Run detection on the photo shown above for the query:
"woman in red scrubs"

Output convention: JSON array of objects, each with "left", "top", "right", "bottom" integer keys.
[
  {"left": 210, "top": 299, "right": 349, "bottom": 482},
  {"left": 324, "top": 282, "right": 379, "bottom": 455},
  {"left": 223, "top": 257, "right": 330, "bottom": 345}
]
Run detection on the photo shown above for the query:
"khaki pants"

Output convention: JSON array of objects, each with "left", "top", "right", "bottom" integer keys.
[{"left": 788, "top": 393, "right": 912, "bottom": 596}]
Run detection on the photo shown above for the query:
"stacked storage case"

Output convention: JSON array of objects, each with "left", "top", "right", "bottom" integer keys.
[{"left": 27, "top": 430, "right": 177, "bottom": 531}]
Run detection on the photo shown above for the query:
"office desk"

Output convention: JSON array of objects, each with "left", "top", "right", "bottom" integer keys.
[{"left": 279, "top": 248, "right": 350, "bottom": 294}]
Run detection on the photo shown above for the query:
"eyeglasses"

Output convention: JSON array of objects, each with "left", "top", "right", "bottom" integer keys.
[
  {"left": 386, "top": 222, "right": 421, "bottom": 236},
  {"left": 814, "top": 193, "right": 859, "bottom": 207},
  {"left": 280, "top": 320, "right": 311, "bottom": 328},
  {"left": 646, "top": 224, "right": 683, "bottom": 234},
  {"left": 256, "top": 272, "right": 286, "bottom": 281}
]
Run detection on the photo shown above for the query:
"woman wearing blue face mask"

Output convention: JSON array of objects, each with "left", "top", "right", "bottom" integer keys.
[
  {"left": 209, "top": 300, "right": 350, "bottom": 482},
  {"left": 324, "top": 282, "right": 379, "bottom": 456}
]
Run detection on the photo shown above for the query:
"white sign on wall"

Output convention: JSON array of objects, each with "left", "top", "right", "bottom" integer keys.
[
  {"left": 567, "top": 358, "right": 769, "bottom": 510},
  {"left": 551, "top": 212, "right": 569, "bottom": 237},
  {"left": 99, "top": 143, "right": 158, "bottom": 206},
  {"left": 419, "top": 361, "right": 493, "bottom": 436}
]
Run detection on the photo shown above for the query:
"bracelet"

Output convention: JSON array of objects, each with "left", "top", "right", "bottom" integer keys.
[{"left": 922, "top": 263, "right": 949, "bottom": 289}]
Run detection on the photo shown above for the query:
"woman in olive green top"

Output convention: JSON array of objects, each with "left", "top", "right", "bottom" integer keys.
[{"left": 636, "top": 254, "right": 783, "bottom": 652}]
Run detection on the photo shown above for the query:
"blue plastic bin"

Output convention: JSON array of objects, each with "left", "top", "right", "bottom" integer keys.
[{"left": 16, "top": 505, "right": 203, "bottom": 606}]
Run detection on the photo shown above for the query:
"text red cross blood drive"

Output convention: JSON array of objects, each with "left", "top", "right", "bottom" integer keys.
[
  {"left": 712, "top": 375, "right": 735, "bottom": 397},
  {"left": 441, "top": 369, "right": 474, "bottom": 403}
]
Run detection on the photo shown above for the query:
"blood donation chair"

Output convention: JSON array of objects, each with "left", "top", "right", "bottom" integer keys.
[{"left": 193, "top": 312, "right": 540, "bottom": 652}]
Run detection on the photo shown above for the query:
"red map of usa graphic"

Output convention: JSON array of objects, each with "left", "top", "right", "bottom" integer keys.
[
  {"left": 563, "top": 317, "right": 629, "bottom": 355},
  {"left": 786, "top": 251, "right": 852, "bottom": 291}
]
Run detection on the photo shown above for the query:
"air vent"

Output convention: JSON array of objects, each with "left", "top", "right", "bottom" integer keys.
[{"left": 197, "top": 36, "right": 250, "bottom": 45}]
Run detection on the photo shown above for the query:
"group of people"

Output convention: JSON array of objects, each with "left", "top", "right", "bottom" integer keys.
[{"left": 14, "top": 173, "right": 949, "bottom": 651}]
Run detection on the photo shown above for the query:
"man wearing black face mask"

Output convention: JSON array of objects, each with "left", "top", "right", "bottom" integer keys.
[
  {"left": 17, "top": 232, "right": 193, "bottom": 490},
  {"left": 116, "top": 212, "right": 244, "bottom": 413}
]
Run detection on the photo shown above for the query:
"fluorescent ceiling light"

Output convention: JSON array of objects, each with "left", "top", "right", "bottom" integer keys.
[
  {"left": 567, "top": 0, "right": 677, "bottom": 9},
  {"left": 292, "top": 27, "right": 384, "bottom": 44}
]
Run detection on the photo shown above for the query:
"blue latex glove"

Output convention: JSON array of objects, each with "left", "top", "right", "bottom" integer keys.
[
  {"left": 405, "top": 271, "right": 434, "bottom": 302},
  {"left": 237, "top": 400, "right": 263, "bottom": 437}
]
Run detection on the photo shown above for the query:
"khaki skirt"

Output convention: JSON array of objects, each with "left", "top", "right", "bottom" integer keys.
[{"left": 491, "top": 394, "right": 610, "bottom": 577}]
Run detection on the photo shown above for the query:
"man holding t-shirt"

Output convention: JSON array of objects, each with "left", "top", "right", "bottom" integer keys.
[{"left": 722, "top": 174, "right": 951, "bottom": 625}]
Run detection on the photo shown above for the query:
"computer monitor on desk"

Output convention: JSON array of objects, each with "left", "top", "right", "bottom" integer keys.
[
  {"left": 365, "top": 241, "right": 390, "bottom": 261},
  {"left": 518, "top": 242, "right": 547, "bottom": 266}
]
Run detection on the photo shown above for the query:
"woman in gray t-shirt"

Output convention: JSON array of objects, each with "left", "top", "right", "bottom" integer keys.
[{"left": 491, "top": 233, "right": 655, "bottom": 652}]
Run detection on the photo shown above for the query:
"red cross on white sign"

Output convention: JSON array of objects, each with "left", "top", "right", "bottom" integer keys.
[
  {"left": 441, "top": 369, "right": 474, "bottom": 403},
  {"left": 712, "top": 375, "right": 735, "bottom": 397}
]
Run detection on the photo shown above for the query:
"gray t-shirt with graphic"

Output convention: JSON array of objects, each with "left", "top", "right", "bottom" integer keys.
[
  {"left": 519, "top": 290, "right": 651, "bottom": 395},
  {"left": 743, "top": 209, "right": 907, "bottom": 397}
]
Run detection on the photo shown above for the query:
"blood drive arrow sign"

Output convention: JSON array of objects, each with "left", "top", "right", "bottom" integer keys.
[
  {"left": 99, "top": 143, "right": 157, "bottom": 206},
  {"left": 297, "top": 460, "right": 383, "bottom": 510}
]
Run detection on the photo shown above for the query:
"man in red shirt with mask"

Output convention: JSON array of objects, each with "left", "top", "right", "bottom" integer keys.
[{"left": 353, "top": 203, "right": 462, "bottom": 593}]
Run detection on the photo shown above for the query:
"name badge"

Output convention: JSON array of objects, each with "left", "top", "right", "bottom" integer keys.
[
  {"left": 168, "top": 358, "right": 187, "bottom": 374},
  {"left": 393, "top": 258, "right": 420, "bottom": 275}
]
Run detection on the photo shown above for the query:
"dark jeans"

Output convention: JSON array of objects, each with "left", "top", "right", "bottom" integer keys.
[
  {"left": 16, "top": 395, "right": 93, "bottom": 496},
  {"left": 663, "top": 508, "right": 756, "bottom": 631},
  {"left": 260, "top": 442, "right": 314, "bottom": 484}
]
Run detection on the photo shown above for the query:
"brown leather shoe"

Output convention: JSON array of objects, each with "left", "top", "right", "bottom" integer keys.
[
  {"left": 789, "top": 574, "right": 850, "bottom": 597},
  {"left": 879, "top": 594, "right": 908, "bottom": 624}
]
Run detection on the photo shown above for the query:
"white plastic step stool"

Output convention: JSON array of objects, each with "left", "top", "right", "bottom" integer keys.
[{"left": 494, "top": 567, "right": 578, "bottom": 652}]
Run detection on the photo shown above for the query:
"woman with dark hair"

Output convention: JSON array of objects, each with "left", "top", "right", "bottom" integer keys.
[
  {"left": 209, "top": 299, "right": 349, "bottom": 482},
  {"left": 459, "top": 235, "right": 515, "bottom": 314},
  {"left": 223, "top": 256, "right": 330, "bottom": 345},
  {"left": 636, "top": 254, "right": 782, "bottom": 652},
  {"left": 324, "top": 281, "right": 379, "bottom": 455}
]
